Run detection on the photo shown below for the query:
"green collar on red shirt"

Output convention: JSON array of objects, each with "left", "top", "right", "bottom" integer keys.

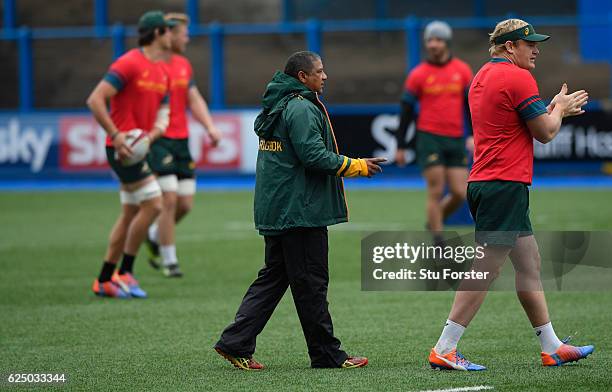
[{"left": 490, "top": 57, "right": 512, "bottom": 64}]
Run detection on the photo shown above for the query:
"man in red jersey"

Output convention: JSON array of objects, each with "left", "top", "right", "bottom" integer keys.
[
  {"left": 86, "top": 10, "right": 177, "bottom": 298},
  {"left": 395, "top": 21, "right": 473, "bottom": 243},
  {"left": 144, "top": 13, "right": 222, "bottom": 277},
  {"left": 428, "top": 19, "right": 593, "bottom": 371}
]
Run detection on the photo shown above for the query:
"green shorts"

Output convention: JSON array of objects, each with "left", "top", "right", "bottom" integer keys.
[
  {"left": 148, "top": 137, "right": 195, "bottom": 179},
  {"left": 467, "top": 180, "right": 533, "bottom": 247},
  {"left": 416, "top": 130, "right": 467, "bottom": 170},
  {"left": 106, "top": 147, "right": 152, "bottom": 184}
]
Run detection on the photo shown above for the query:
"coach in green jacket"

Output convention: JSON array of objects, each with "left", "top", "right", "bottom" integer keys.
[{"left": 214, "top": 51, "right": 384, "bottom": 370}]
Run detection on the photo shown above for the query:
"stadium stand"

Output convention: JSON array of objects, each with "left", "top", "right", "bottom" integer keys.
[{"left": 0, "top": 0, "right": 610, "bottom": 109}]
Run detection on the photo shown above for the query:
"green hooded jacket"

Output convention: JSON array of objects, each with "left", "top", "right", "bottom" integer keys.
[{"left": 253, "top": 71, "right": 368, "bottom": 234}]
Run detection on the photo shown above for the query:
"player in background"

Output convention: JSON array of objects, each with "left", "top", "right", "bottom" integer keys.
[
  {"left": 428, "top": 19, "right": 593, "bottom": 371},
  {"left": 145, "top": 12, "right": 222, "bottom": 277},
  {"left": 86, "top": 11, "right": 176, "bottom": 298},
  {"left": 395, "top": 21, "right": 473, "bottom": 243}
]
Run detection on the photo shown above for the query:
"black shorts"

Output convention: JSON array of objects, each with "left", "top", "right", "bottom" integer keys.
[
  {"left": 106, "top": 147, "right": 152, "bottom": 184},
  {"left": 148, "top": 137, "right": 195, "bottom": 179}
]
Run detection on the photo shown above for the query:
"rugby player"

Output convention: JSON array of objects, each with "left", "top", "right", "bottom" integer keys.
[
  {"left": 395, "top": 21, "right": 473, "bottom": 242},
  {"left": 428, "top": 19, "right": 593, "bottom": 371},
  {"left": 145, "top": 12, "right": 222, "bottom": 277},
  {"left": 86, "top": 11, "right": 175, "bottom": 298}
]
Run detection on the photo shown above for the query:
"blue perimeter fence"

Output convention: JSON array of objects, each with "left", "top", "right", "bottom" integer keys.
[
  {"left": 3, "top": 175, "right": 612, "bottom": 192},
  {"left": 3, "top": 0, "right": 612, "bottom": 112}
]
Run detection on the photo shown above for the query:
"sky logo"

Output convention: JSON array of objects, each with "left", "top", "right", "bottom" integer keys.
[{"left": 0, "top": 118, "right": 54, "bottom": 173}]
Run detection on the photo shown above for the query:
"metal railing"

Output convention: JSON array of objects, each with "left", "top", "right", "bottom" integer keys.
[{"left": 2, "top": 0, "right": 611, "bottom": 112}]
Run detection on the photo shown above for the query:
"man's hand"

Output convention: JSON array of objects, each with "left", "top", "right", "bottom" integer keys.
[
  {"left": 112, "top": 132, "right": 133, "bottom": 160},
  {"left": 395, "top": 148, "right": 407, "bottom": 167},
  {"left": 364, "top": 157, "right": 387, "bottom": 178},
  {"left": 527, "top": 84, "right": 588, "bottom": 144},
  {"left": 207, "top": 126, "right": 222, "bottom": 148},
  {"left": 465, "top": 136, "right": 474, "bottom": 154},
  {"left": 147, "top": 128, "right": 164, "bottom": 144},
  {"left": 551, "top": 83, "right": 588, "bottom": 118}
]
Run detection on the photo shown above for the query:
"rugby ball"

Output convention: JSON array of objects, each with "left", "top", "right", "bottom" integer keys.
[{"left": 119, "top": 129, "right": 150, "bottom": 166}]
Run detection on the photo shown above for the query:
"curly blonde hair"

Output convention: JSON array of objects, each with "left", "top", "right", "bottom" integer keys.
[{"left": 488, "top": 18, "right": 529, "bottom": 56}]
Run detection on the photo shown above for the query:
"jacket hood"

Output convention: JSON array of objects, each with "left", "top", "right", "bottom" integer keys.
[{"left": 254, "top": 71, "right": 317, "bottom": 138}]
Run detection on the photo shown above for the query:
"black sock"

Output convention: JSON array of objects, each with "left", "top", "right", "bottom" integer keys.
[
  {"left": 98, "top": 261, "right": 116, "bottom": 282},
  {"left": 119, "top": 254, "right": 135, "bottom": 275}
]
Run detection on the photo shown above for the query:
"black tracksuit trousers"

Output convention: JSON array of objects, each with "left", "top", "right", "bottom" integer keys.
[{"left": 214, "top": 227, "right": 348, "bottom": 368}]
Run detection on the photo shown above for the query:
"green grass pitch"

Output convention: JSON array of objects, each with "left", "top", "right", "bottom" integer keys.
[{"left": 1, "top": 188, "right": 611, "bottom": 391}]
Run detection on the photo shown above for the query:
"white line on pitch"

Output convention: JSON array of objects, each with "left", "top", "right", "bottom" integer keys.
[{"left": 417, "top": 386, "right": 493, "bottom": 392}]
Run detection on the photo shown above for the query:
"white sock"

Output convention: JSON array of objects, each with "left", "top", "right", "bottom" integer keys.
[
  {"left": 434, "top": 319, "right": 465, "bottom": 355},
  {"left": 160, "top": 245, "right": 178, "bottom": 267},
  {"left": 534, "top": 322, "right": 563, "bottom": 354},
  {"left": 148, "top": 222, "right": 159, "bottom": 243}
]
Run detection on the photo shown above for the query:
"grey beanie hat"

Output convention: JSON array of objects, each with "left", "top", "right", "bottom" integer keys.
[{"left": 424, "top": 20, "right": 452, "bottom": 42}]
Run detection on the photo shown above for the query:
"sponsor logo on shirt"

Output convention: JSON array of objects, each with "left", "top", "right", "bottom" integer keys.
[
  {"left": 423, "top": 82, "right": 462, "bottom": 95},
  {"left": 136, "top": 79, "right": 167, "bottom": 94}
]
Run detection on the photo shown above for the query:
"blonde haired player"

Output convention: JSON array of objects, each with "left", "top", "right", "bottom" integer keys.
[
  {"left": 87, "top": 11, "right": 176, "bottom": 298},
  {"left": 428, "top": 19, "right": 594, "bottom": 371},
  {"left": 145, "top": 12, "right": 222, "bottom": 277}
]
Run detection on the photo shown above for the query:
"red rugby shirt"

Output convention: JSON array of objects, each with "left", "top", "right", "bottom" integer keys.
[{"left": 468, "top": 58, "right": 547, "bottom": 184}]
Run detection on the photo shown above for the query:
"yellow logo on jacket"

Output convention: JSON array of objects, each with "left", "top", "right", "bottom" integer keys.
[{"left": 259, "top": 139, "right": 283, "bottom": 152}]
